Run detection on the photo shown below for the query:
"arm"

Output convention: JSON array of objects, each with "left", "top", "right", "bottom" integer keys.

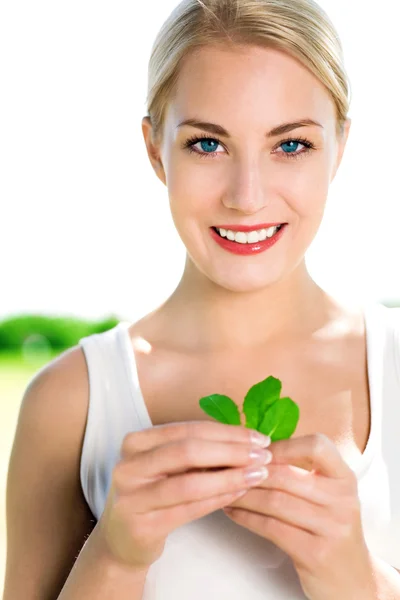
[
  {"left": 2, "top": 344, "right": 154, "bottom": 600},
  {"left": 364, "top": 556, "right": 400, "bottom": 600},
  {"left": 3, "top": 348, "right": 97, "bottom": 599},
  {"left": 57, "top": 522, "right": 150, "bottom": 599}
]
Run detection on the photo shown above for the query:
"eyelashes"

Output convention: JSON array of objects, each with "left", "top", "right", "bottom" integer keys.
[{"left": 182, "top": 134, "right": 316, "bottom": 161}]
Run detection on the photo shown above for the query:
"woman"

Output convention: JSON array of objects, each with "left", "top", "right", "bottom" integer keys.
[{"left": 4, "top": 0, "right": 400, "bottom": 598}]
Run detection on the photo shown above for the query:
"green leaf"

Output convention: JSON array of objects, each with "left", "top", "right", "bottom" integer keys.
[
  {"left": 242, "top": 376, "right": 282, "bottom": 429},
  {"left": 198, "top": 394, "right": 241, "bottom": 425},
  {"left": 198, "top": 376, "right": 300, "bottom": 442},
  {"left": 257, "top": 397, "right": 300, "bottom": 441}
]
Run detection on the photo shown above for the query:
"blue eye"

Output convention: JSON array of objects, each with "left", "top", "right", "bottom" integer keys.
[
  {"left": 197, "top": 139, "right": 220, "bottom": 153},
  {"left": 183, "top": 134, "right": 315, "bottom": 160},
  {"left": 281, "top": 140, "right": 303, "bottom": 154}
]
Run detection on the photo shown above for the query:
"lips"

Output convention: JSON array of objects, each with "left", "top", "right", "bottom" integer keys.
[
  {"left": 210, "top": 222, "right": 286, "bottom": 255},
  {"left": 213, "top": 224, "right": 283, "bottom": 238},
  {"left": 212, "top": 223, "right": 285, "bottom": 232}
]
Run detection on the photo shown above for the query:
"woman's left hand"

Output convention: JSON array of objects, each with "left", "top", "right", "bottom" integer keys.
[{"left": 223, "top": 433, "right": 375, "bottom": 600}]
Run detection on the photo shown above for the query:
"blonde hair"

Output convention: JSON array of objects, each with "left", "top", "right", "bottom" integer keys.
[{"left": 145, "top": 0, "right": 351, "bottom": 144}]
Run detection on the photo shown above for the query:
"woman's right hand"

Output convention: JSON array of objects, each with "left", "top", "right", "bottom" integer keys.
[{"left": 97, "top": 420, "right": 272, "bottom": 571}]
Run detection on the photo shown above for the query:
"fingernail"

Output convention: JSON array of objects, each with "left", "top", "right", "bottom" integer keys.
[
  {"left": 250, "top": 430, "right": 271, "bottom": 448},
  {"left": 232, "top": 489, "right": 248, "bottom": 499},
  {"left": 244, "top": 466, "right": 269, "bottom": 485}
]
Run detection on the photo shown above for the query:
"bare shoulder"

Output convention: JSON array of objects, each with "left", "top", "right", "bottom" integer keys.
[
  {"left": 3, "top": 345, "right": 96, "bottom": 599},
  {"left": 15, "top": 343, "right": 92, "bottom": 474},
  {"left": 23, "top": 344, "right": 90, "bottom": 431}
]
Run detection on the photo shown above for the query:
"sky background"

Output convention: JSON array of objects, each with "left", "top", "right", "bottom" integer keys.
[{"left": 1, "top": 0, "right": 399, "bottom": 323}]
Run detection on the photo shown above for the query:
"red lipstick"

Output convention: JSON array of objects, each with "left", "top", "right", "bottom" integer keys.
[
  {"left": 210, "top": 223, "right": 287, "bottom": 255},
  {"left": 213, "top": 223, "right": 285, "bottom": 232}
]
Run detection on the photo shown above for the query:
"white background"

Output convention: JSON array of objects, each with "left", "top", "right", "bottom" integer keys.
[{"left": 1, "top": 1, "right": 399, "bottom": 322}]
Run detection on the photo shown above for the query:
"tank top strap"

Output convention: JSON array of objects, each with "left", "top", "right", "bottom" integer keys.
[{"left": 78, "top": 322, "right": 148, "bottom": 520}]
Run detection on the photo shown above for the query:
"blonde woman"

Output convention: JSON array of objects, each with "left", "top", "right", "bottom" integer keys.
[{"left": 4, "top": 1, "right": 400, "bottom": 599}]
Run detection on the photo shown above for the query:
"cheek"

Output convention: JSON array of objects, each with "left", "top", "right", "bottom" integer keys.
[
  {"left": 168, "top": 163, "right": 220, "bottom": 219},
  {"left": 279, "top": 161, "right": 330, "bottom": 219}
]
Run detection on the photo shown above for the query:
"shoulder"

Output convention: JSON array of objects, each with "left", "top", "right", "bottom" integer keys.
[
  {"left": 29, "top": 343, "right": 88, "bottom": 387},
  {"left": 21, "top": 345, "right": 89, "bottom": 444},
  {"left": 26, "top": 344, "right": 88, "bottom": 400}
]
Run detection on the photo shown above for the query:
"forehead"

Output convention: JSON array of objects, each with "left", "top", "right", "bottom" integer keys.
[{"left": 168, "top": 44, "right": 335, "bottom": 131}]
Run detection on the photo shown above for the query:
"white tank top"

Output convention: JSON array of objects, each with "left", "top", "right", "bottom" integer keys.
[{"left": 78, "top": 302, "right": 400, "bottom": 599}]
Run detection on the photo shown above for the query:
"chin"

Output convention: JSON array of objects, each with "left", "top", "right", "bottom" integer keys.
[{"left": 204, "top": 262, "right": 286, "bottom": 294}]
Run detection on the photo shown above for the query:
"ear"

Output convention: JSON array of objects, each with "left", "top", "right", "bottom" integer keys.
[
  {"left": 330, "top": 118, "right": 352, "bottom": 182},
  {"left": 141, "top": 116, "right": 167, "bottom": 186}
]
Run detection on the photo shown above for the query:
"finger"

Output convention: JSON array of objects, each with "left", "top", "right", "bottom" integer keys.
[
  {"left": 136, "top": 488, "right": 250, "bottom": 541},
  {"left": 269, "top": 433, "right": 353, "bottom": 479},
  {"left": 252, "top": 464, "right": 339, "bottom": 507},
  {"left": 223, "top": 507, "right": 314, "bottom": 569},
  {"left": 228, "top": 487, "right": 331, "bottom": 535},
  {"left": 119, "top": 469, "right": 252, "bottom": 514},
  {"left": 116, "top": 437, "right": 272, "bottom": 485},
  {"left": 120, "top": 420, "right": 270, "bottom": 459},
  {"left": 114, "top": 451, "right": 269, "bottom": 505}
]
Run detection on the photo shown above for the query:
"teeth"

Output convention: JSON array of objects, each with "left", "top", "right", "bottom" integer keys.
[{"left": 217, "top": 226, "right": 281, "bottom": 244}]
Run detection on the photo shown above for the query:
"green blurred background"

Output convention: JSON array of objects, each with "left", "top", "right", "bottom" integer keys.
[{"left": 0, "top": 314, "right": 121, "bottom": 593}]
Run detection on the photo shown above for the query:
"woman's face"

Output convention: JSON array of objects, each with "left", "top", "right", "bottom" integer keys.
[{"left": 142, "top": 44, "right": 351, "bottom": 293}]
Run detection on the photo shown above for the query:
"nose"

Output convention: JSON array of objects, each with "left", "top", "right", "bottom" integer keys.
[{"left": 221, "top": 157, "right": 270, "bottom": 215}]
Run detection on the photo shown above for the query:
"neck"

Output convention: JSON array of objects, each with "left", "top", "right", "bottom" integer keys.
[{"left": 156, "top": 257, "right": 343, "bottom": 353}]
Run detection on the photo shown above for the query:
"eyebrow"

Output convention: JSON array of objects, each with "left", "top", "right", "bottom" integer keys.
[{"left": 177, "top": 118, "right": 323, "bottom": 138}]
